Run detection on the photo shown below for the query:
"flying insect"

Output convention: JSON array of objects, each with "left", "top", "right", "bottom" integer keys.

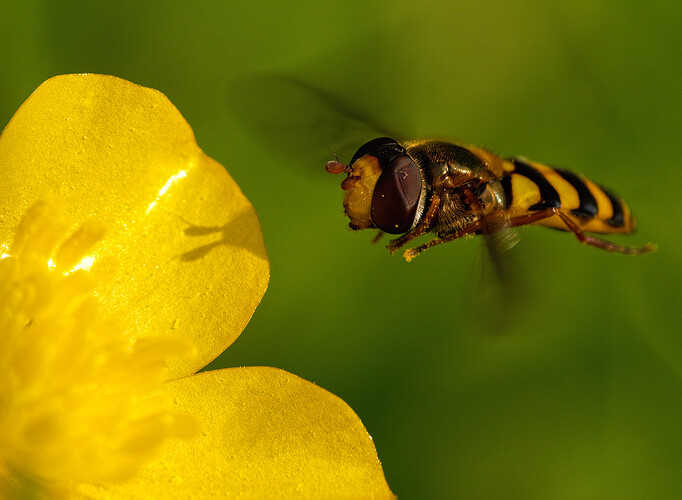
[{"left": 326, "top": 137, "right": 656, "bottom": 261}]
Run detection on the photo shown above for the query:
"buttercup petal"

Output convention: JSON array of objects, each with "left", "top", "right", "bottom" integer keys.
[
  {"left": 75, "top": 367, "right": 395, "bottom": 499},
  {"left": 0, "top": 75, "right": 269, "bottom": 379}
]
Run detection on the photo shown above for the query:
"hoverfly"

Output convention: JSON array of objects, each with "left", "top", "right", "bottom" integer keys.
[{"left": 326, "top": 137, "right": 656, "bottom": 261}]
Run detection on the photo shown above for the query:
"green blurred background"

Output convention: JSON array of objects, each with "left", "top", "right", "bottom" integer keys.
[{"left": 2, "top": 1, "right": 681, "bottom": 498}]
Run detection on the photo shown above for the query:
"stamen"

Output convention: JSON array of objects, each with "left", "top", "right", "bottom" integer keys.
[{"left": 0, "top": 202, "right": 198, "bottom": 495}]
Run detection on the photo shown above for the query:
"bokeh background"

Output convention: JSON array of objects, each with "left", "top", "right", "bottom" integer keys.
[{"left": 2, "top": 1, "right": 681, "bottom": 498}]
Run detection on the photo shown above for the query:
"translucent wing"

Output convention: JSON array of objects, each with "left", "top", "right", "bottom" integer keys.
[
  {"left": 468, "top": 206, "right": 535, "bottom": 333},
  {"left": 228, "top": 73, "right": 410, "bottom": 176}
]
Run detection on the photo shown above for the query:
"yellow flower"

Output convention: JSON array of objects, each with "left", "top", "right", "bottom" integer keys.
[
  {"left": 0, "top": 75, "right": 394, "bottom": 499},
  {"left": 1, "top": 202, "right": 199, "bottom": 497}
]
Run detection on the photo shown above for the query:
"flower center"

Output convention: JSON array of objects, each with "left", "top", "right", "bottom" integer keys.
[{"left": 0, "top": 202, "right": 198, "bottom": 496}]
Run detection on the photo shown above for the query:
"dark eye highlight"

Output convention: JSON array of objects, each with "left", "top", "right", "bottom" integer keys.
[
  {"left": 350, "top": 137, "right": 399, "bottom": 165},
  {"left": 370, "top": 156, "right": 421, "bottom": 234}
]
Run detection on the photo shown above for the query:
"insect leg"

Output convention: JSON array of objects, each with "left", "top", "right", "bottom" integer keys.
[
  {"left": 507, "top": 207, "right": 558, "bottom": 227},
  {"left": 402, "top": 218, "right": 482, "bottom": 262},
  {"left": 554, "top": 211, "right": 656, "bottom": 255},
  {"left": 387, "top": 194, "right": 441, "bottom": 254},
  {"left": 507, "top": 208, "right": 655, "bottom": 254}
]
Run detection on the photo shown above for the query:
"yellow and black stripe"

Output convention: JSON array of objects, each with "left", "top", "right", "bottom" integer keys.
[{"left": 500, "top": 158, "right": 635, "bottom": 234}]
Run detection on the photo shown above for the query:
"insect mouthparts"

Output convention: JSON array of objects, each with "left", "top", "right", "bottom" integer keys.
[{"left": 325, "top": 160, "right": 350, "bottom": 174}]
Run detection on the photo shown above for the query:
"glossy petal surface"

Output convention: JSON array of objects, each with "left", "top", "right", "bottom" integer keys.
[
  {"left": 75, "top": 367, "right": 394, "bottom": 499},
  {"left": 0, "top": 75, "right": 269, "bottom": 379}
]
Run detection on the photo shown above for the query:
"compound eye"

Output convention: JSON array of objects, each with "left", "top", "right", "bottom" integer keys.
[{"left": 371, "top": 155, "right": 421, "bottom": 234}]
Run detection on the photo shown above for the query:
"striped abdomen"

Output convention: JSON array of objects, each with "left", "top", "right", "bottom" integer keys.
[{"left": 499, "top": 158, "right": 636, "bottom": 234}]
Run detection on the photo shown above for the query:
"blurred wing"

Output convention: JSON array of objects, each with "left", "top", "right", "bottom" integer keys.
[
  {"left": 466, "top": 207, "right": 535, "bottom": 334},
  {"left": 482, "top": 211, "right": 520, "bottom": 287},
  {"left": 227, "top": 74, "right": 409, "bottom": 177}
]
